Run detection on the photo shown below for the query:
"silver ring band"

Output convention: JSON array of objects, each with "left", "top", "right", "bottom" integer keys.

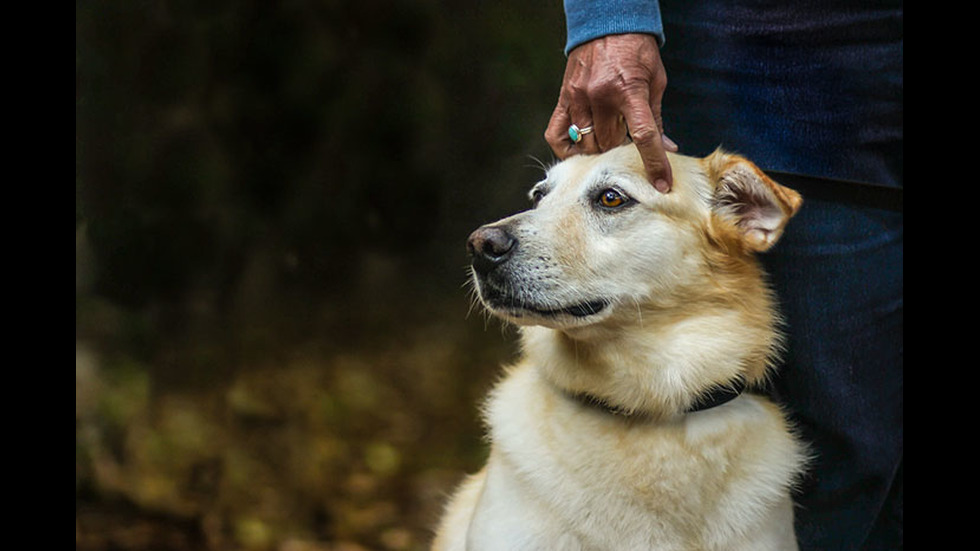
[{"left": 569, "top": 124, "right": 594, "bottom": 144}]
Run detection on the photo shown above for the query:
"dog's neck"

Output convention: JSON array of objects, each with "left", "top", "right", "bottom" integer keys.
[
  {"left": 520, "top": 299, "right": 780, "bottom": 420},
  {"left": 565, "top": 375, "right": 747, "bottom": 418}
]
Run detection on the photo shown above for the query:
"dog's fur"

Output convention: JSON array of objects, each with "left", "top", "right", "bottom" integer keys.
[{"left": 433, "top": 145, "right": 807, "bottom": 551}]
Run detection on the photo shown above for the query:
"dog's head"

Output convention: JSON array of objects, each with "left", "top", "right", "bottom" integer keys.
[{"left": 467, "top": 145, "right": 802, "bottom": 331}]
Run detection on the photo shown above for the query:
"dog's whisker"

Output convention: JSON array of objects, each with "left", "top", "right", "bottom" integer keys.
[
  {"left": 524, "top": 154, "right": 554, "bottom": 175},
  {"left": 462, "top": 269, "right": 483, "bottom": 321}
]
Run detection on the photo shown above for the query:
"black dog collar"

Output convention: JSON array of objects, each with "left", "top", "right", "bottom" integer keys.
[{"left": 567, "top": 376, "right": 748, "bottom": 419}]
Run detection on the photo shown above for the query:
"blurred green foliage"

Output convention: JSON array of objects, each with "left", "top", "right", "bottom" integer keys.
[{"left": 76, "top": 1, "right": 566, "bottom": 549}]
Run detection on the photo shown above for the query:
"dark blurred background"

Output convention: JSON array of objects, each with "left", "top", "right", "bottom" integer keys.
[{"left": 76, "top": 2, "right": 566, "bottom": 549}]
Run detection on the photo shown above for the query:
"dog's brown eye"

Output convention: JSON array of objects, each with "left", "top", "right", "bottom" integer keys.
[{"left": 599, "top": 189, "right": 627, "bottom": 208}]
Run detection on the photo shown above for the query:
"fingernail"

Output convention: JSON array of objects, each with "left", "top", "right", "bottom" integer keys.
[
  {"left": 663, "top": 135, "right": 679, "bottom": 152},
  {"left": 654, "top": 179, "right": 670, "bottom": 193}
]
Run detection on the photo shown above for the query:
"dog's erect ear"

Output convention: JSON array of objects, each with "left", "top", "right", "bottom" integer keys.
[{"left": 704, "top": 150, "right": 803, "bottom": 252}]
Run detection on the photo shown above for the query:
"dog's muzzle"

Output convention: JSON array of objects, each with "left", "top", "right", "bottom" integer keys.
[{"left": 466, "top": 225, "right": 610, "bottom": 321}]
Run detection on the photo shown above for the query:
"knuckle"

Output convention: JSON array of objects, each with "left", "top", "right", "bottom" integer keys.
[
  {"left": 620, "top": 69, "right": 652, "bottom": 92},
  {"left": 586, "top": 75, "right": 618, "bottom": 98},
  {"left": 591, "top": 72, "right": 638, "bottom": 101},
  {"left": 545, "top": 129, "right": 571, "bottom": 153},
  {"left": 567, "top": 81, "right": 589, "bottom": 101},
  {"left": 629, "top": 125, "right": 659, "bottom": 145}
]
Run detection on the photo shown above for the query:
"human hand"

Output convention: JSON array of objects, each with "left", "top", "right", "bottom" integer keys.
[{"left": 544, "top": 33, "right": 677, "bottom": 192}]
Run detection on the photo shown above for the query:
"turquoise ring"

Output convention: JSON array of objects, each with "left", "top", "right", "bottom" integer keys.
[{"left": 568, "top": 123, "right": 594, "bottom": 144}]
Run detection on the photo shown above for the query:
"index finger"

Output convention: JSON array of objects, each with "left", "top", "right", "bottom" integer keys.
[{"left": 623, "top": 94, "right": 672, "bottom": 193}]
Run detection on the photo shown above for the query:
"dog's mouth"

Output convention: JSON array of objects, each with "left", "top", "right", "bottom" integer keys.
[{"left": 479, "top": 286, "right": 610, "bottom": 320}]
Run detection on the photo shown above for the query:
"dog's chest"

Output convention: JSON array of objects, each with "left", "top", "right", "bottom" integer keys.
[{"left": 475, "top": 363, "right": 803, "bottom": 549}]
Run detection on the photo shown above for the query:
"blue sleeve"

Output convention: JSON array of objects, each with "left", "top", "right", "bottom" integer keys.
[{"left": 564, "top": 0, "right": 664, "bottom": 54}]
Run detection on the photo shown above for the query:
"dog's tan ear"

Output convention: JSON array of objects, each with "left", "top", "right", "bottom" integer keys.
[{"left": 704, "top": 150, "right": 803, "bottom": 252}]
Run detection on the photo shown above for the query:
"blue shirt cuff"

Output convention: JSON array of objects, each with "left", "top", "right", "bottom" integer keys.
[{"left": 564, "top": 0, "right": 664, "bottom": 54}]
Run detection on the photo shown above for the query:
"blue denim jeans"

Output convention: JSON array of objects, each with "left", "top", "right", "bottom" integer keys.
[
  {"left": 762, "top": 197, "right": 903, "bottom": 551},
  {"left": 657, "top": 3, "right": 903, "bottom": 545}
]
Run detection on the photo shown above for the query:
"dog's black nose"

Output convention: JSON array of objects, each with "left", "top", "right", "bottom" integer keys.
[{"left": 467, "top": 226, "right": 516, "bottom": 274}]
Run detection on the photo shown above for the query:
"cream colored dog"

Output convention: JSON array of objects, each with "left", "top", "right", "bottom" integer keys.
[{"left": 433, "top": 145, "right": 808, "bottom": 551}]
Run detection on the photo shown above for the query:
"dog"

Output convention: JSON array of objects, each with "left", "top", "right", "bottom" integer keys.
[{"left": 433, "top": 144, "right": 808, "bottom": 551}]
